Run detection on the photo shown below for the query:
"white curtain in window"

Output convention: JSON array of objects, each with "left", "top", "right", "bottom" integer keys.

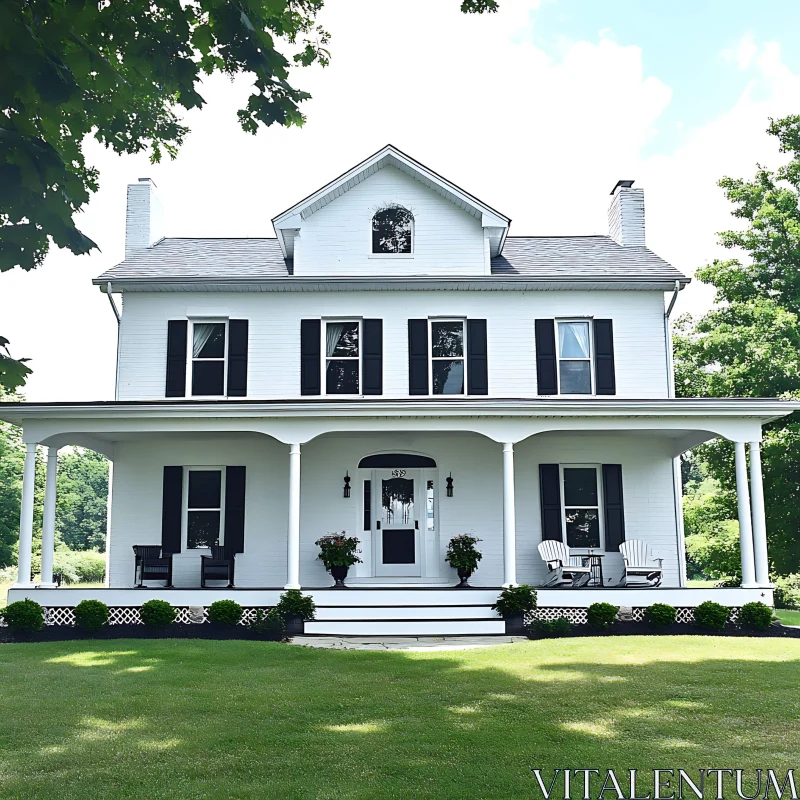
[
  {"left": 326, "top": 323, "right": 347, "bottom": 357},
  {"left": 559, "top": 322, "right": 590, "bottom": 358},
  {"left": 193, "top": 323, "right": 216, "bottom": 358}
]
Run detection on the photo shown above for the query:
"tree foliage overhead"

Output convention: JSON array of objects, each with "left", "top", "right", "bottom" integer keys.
[{"left": 674, "top": 114, "right": 800, "bottom": 576}]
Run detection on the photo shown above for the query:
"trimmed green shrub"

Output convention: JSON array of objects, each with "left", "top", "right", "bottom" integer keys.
[
  {"left": 247, "top": 608, "right": 285, "bottom": 637},
  {"left": 32, "top": 549, "right": 107, "bottom": 585},
  {"left": 528, "top": 617, "right": 571, "bottom": 639},
  {"left": 492, "top": 585, "right": 537, "bottom": 616},
  {"left": 74, "top": 599, "right": 110, "bottom": 631},
  {"left": 208, "top": 599, "right": 243, "bottom": 627},
  {"left": 774, "top": 573, "right": 800, "bottom": 609},
  {"left": 140, "top": 599, "right": 177, "bottom": 627},
  {"left": 694, "top": 600, "right": 730, "bottom": 630},
  {"left": 275, "top": 589, "right": 316, "bottom": 620},
  {"left": 645, "top": 603, "right": 677, "bottom": 627},
  {"left": 1, "top": 598, "right": 45, "bottom": 633},
  {"left": 587, "top": 602, "right": 619, "bottom": 629},
  {"left": 738, "top": 601, "right": 774, "bottom": 630}
]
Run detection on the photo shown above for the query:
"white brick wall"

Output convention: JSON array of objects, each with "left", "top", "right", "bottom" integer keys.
[
  {"left": 107, "top": 431, "right": 680, "bottom": 589},
  {"left": 608, "top": 185, "right": 646, "bottom": 247},
  {"left": 117, "top": 289, "right": 670, "bottom": 399}
]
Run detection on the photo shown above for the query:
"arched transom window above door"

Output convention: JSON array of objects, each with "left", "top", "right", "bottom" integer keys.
[{"left": 372, "top": 205, "right": 414, "bottom": 254}]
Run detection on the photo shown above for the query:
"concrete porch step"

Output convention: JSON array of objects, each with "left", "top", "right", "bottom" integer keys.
[
  {"left": 313, "top": 605, "right": 500, "bottom": 621},
  {"left": 304, "top": 619, "right": 506, "bottom": 636}
]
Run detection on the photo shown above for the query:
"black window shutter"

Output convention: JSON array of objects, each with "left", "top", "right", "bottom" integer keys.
[
  {"left": 408, "top": 319, "right": 429, "bottom": 395},
  {"left": 467, "top": 319, "right": 488, "bottom": 395},
  {"left": 227, "top": 320, "right": 249, "bottom": 397},
  {"left": 535, "top": 320, "right": 558, "bottom": 395},
  {"left": 362, "top": 319, "right": 383, "bottom": 395},
  {"left": 161, "top": 466, "right": 183, "bottom": 554},
  {"left": 602, "top": 464, "right": 626, "bottom": 552},
  {"left": 300, "top": 319, "right": 321, "bottom": 395},
  {"left": 165, "top": 320, "right": 188, "bottom": 398},
  {"left": 224, "top": 466, "right": 247, "bottom": 554},
  {"left": 594, "top": 319, "right": 616, "bottom": 395},
  {"left": 539, "top": 464, "right": 563, "bottom": 541}
]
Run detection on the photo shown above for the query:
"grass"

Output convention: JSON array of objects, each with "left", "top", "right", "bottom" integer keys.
[
  {"left": 775, "top": 608, "right": 800, "bottom": 626},
  {"left": 0, "top": 638, "right": 798, "bottom": 799}
]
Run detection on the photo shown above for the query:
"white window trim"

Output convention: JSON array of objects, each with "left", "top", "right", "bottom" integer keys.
[
  {"left": 187, "top": 318, "right": 228, "bottom": 399},
  {"left": 555, "top": 318, "right": 595, "bottom": 397},
  {"left": 183, "top": 466, "right": 226, "bottom": 550},
  {"left": 370, "top": 207, "right": 415, "bottom": 256},
  {"left": 428, "top": 317, "right": 467, "bottom": 397},
  {"left": 322, "top": 318, "right": 363, "bottom": 398},
  {"left": 559, "top": 463, "right": 604, "bottom": 552}
]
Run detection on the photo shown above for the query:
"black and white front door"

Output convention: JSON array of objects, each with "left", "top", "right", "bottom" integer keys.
[{"left": 373, "top": 469, "right": 422, "bottom": 576}]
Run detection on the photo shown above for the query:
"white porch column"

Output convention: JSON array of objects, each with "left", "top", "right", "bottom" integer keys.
[
  {"left": 749, "top": 440, "right": 771, "bottom": 587},
  {"left": 502, "top": 442, "right": 517, "bottom": 588},
  {"left": 285, "top": 443, "right": 302, "bottom": 590},
  {"left": 39, "top": 447, "right": 59, "bottom": 587},
  {"left": 15, "top": 442, "right": 38, "bottom": 587},
  {"left": 734, "top": 441, "right": 757, "bottom": 588}
]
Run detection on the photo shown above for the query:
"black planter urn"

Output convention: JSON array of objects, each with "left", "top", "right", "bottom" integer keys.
[
  {"left": 284, "top": 613, "right": 304, "bottom": 636},
  {"left": 504, "top": 611, "right": 526, "bottom": 636},
  {"left": 456, "top": 567, "right": 473, "bottom": 588},
  {"left": 330, "top": 564, "right": 349, "bottom": 588}
]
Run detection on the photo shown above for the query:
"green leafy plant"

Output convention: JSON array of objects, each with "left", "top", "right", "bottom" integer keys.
[
  {"left": 208, "top": 599, "right": 243, "bottom": 627},
  {"left": 1, "top": 598, "right": 44, "bottom": 633},
  {"left": 492, "top": 585, "right": 537, "bottom": 616},
  {"left": 645, "top": 603, "right": 677, "bottom": 627},
  {"left": 247, "top": 608, "right": 285, "bottom": 638},
  {"left": 315, "top": 534, "right": 362, "bottom": 570},
  {"left": 774, "top": 573, "right": 800, "bottom": 609},
  {"left": 445, "top": 535, "right": 483, "bottom": 571},
  {"left": 587, "top": 602, "right": 619, "bottom": 629},
  {"left": 528, "top": 617, "right": 571, "bottom": 639},
  {"left": 275, "top": 589, "right": 316, "bottom": 620},
  {"left": 140, "top": 599, "right": 177, "bottom": 628},
  {"left": 694, "top": 601, "right": 730, "bottom": 630},
  {"left": 738, "top": 601, "right": 774, "bottom": 631},
  {"left": 74, "top": 599, "right": 110, "bottom": 632}
]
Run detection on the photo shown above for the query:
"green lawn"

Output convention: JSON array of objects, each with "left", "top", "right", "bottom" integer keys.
[
  {"left": 775, "top": 608, "right": 800, "bottom": 626},
  {"left": 0, "top": 638, "right": 798, "bottom": 799}
]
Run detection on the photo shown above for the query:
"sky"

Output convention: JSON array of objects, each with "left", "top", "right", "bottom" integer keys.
[{"left": 3, "top": 0, "right": 800, "bottom": 402}]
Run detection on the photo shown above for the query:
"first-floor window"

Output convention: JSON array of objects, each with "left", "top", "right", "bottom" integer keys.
[
  {"left": 192, "top": 321, "right": 227, "bottom": 396},
  {"left": 430, "top": 319, "right": 465, "bottom": 394},
  {"left": 325, "top": 320, "right": 360, "bottom": 394},
  {"left": 186, "top": 468, "right": 224, "bottom": 548},
  {"left": 562, "top": 465, "right": 602, "bottom": 548},
  {"left": 557, "top": 320, "right": 592, "bottom": 394}
]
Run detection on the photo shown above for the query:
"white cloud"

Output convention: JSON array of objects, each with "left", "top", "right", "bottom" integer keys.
[
  {"left": 1, "top": 2, "right": 798, "bottom": 400},
  {"left": 722, "top": 32, "right": 758, "bottom": 70}
]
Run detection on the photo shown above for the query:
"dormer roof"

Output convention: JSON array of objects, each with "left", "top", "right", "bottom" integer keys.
[{"left": 271, "top": 144, "right": 510, "bottom": 259}]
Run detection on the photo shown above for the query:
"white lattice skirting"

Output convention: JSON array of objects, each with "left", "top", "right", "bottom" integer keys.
[
  {"left": 526, "top": 607, "right": 742, "bottom": 625},
  {"left": 0, "top": 607, "right": 273, "bottom": 627}
]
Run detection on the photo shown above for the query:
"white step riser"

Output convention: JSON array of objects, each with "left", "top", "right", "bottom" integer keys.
[
  {"left": 308, "top": 589, "right": 500, "bottom": 607},
  {"left": 314, "top": 605, "right": 500, "bottom": 621},
  {"left": 305, "top": 620, "right": 506, "bottom": 636}
]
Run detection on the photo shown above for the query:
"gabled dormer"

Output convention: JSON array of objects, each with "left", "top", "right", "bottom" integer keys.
[{"left": 272, "top": 145, "right": 510, "bottom": 277}]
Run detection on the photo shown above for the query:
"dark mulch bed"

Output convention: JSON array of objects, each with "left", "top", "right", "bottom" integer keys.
[
  {"left": 0, "top": 624, "right": 287, "bottom": 644},
  {"left": 527, "top": 621, "right": 800, "bottom": 639}
]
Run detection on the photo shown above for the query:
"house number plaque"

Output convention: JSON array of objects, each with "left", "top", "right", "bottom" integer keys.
[{"left": 391, "top": 469, "right": 407, "bottom": 478}]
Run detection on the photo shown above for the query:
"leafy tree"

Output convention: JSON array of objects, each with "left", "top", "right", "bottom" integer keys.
[
  {"left": 55, "top": 448, "right": 108, "bottom": 551},
  {"left": 674, "top": 115, "right": 800, "bottom": 576},
  {"left": 0, "top": 0, "right": 498, "bottom": 390}
]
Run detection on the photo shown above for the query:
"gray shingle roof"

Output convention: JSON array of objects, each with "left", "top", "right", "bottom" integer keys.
[
  {"left": 492, "top": 236, "right": 686, "bottom": 281},
  {"left": 94, "top": 235, "right": 687, "bottom": 284}
]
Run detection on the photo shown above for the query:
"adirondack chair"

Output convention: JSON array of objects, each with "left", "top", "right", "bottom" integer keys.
[
  {"left": 537, "top": 540, "right": 592, "bottom": 587},
  {"left": 132, "top": 545, "right": 174, "bottom": 587},
  {"left": 619, "top": 540, "right": 663, "bottom": 587}
]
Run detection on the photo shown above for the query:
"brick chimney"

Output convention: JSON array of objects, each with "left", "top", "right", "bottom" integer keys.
[
  {"left": 608, "top": 179, "right": 645, "bottom": 247},
  {"left": 125, "top": 177, "right": 163, "bottom": 258}
]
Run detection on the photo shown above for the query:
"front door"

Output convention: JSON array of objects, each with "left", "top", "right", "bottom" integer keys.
[{"left": 373, "top": 469, "right": 422, "bottom": 576}]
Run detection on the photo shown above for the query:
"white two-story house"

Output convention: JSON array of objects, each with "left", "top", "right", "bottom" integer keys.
[{"left": 4, "top": 145, "right": 795, "bottom": 635}]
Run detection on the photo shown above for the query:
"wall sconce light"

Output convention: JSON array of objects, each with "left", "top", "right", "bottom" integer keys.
[
  {"left": 446, "top": 473, "right": 454, "bottom": 497},
  {"left": 343, "top": 472, "right": 351, "bottom": 498}
]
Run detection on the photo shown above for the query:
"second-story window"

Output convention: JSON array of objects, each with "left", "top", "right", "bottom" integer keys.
[
  {"left": 430, "top": 319, "right": 465, "bottom": 395},
  {"left": 325, "top": 321, "right": 360, "bottom": 394},
  {"left": 192, "top": 321, "right": 227, "bottom": 396},
  {"left": 557, "top": 320, "right": 592, "bottom": 394},
  {"left": 372, "top": 205, "right": 413, "bottom": 253}
]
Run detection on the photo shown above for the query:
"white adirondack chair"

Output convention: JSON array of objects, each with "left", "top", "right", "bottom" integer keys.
[
  {"left": 619, "top": 540, "right": 663, "bottom": 587},
  {"left": 537, "top": 540, "right": 592, "bottom": 587}
]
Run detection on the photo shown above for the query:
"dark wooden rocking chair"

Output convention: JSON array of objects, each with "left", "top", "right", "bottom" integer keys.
[
  {"left": 133, "top": 545, "right": 174, "bottom": 587},
  {"left": 201, "top": 545, "right": 236, "bottom": 588}
]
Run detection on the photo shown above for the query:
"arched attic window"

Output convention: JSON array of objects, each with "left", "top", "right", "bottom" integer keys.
[{"left": 372, "top": 205, "right": 414, "bottom": 254}]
